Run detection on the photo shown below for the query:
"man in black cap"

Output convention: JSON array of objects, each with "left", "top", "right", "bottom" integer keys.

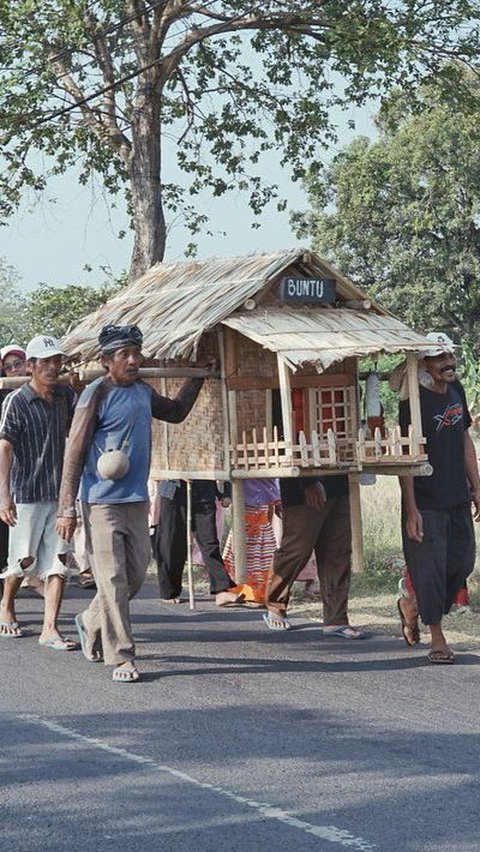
[{"left": 56, "top": 324, "right": 206, "bottom": 683}]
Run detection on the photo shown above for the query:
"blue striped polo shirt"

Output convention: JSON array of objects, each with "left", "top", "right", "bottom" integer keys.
[{"left": 0, "top": 383, "right": 72, "bottom": 503}]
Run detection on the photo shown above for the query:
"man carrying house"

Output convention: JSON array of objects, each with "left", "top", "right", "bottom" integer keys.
[
  {"left": 0, "top": 335, "right": 75, "bottom": 646},
  {"left": 398, "top": 332, "right": 480, "bottom": 664},
  {"left": 56, "top": 324, "right": 206, "bottom": 683},
  {"left": 263, "top": 474, "right": 365, "bottom": 638}
]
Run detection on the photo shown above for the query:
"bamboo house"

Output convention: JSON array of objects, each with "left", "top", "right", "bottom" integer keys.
[{"left": 61, "top": 249, "right": 436, "bottom": 572}]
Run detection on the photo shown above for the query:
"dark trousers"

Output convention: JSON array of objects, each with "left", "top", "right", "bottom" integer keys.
[
  {"left": 0, "top": 519, "right": 8, "bottom": 594},
  {"left": 266, "top": 496, "right": 352, "bottom": 623},
  {"left": 402, "top": 504, "right": 475, "bottom": 625},
  {"left": 153, "top": 494, "right": 234, "bottom": 598}
]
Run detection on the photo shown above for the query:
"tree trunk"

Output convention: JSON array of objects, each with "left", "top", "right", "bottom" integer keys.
[{"left": 128, "top": 102, "right": 166, "bottom": 282}]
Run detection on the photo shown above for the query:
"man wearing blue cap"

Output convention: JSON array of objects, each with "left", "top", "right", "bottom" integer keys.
[{"left": 56, "top": 324, "right": 205, "bottom": 683}]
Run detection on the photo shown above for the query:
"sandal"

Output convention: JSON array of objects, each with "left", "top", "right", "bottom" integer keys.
[
  {"left": 0, "top": 620, "right": 23, "bottom": 638},
  {"left": 75, "top": 613, "right": 103, "bottom": 662},
  {"left": 322, "top": 625, "right": 366, "bottom": 640},
  {"left": 262, "top": 611, "right": 291, "bottom": 631},
  {"left": 427, "top": 649, "right": 456, "bottom": 665},
  {"left": 112, "top": 663, "right": 141, "bottom": 683}
]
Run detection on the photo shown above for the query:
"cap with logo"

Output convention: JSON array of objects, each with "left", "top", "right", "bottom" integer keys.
[
  {"left": 25, "top": 336, "right": 68, "bottom": 360},
  {"left": 419, "top": 332, "right": 456, "bottom": 359},
  {"left": 0, "top": 344, "right": 26, "bottom": 362}
]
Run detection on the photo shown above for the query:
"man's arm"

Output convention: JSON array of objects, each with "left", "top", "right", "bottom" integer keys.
[
  {"left": 399, "top": 475, "right": 423, "bottom": 542},
  {"left": 464, "top": 430, "right": 480, "bottom": 521},
  {"left": 150, "top": 377, "right": 204, "bottom": 422},
  {"left": 0, "top": 438, "right": 16, "bottom": 527},
  {"left": 56, "top": 385, "right": 104, "bottom": 541}
]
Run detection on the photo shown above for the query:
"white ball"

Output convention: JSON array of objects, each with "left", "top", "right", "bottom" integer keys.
[{"left": 97, "top": 450, "right": 130, "bottom": 480}]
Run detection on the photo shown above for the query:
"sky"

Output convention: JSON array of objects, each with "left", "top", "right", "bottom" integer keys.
[{"left": 0, "top": 104, "right": 377, "bottom": 292}]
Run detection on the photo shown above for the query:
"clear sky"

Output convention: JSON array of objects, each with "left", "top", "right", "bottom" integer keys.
[{"left": 0, "top": 104, "right": 376, "bottom": 292}]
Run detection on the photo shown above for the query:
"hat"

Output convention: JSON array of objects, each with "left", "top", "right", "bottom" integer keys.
[
  {"left": 0, "top": 344, "right": 26, "bottom": 362},
  {"left": 25, "top": 335, "right": 68, "bottom": 360},
  {"left": 99, "top": 324, "right": 143, "bottom": 355},
  {"left": 419, "top": 332, "right": 456, "bottom": 359}
]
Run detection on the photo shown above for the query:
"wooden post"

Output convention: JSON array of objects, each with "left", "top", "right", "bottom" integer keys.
[
  {"left": 231, "top": 479, "right": 247, "bottom": 583},
  {"left": 217, "top": 327, "right": 232, "bottom": 479},
  {"left": 186, "top": 479, "right": 195, "bottom": 610},
  {"left": 348, "top": 472, "right": 364, "bottom": 573},
  {"left": 276, "top": 353, "right": 293, "bottom": 461},
  {"left": 406, "top": 352, "right": 423, "bottom": 457}
]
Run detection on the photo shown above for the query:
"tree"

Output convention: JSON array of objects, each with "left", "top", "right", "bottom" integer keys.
[
  {"left": 0, "top": 257, "right": 25, "bottom": 344},
  {"left": 17, "top": 279, "right": 127, "bottom": 342},
  {"left": 0, "top": 268, "right": 126, "bottom": 346},
  {"left": 293, "top": 74, "right": 480, "bottom": 343},
  {"left": 1, "top": 2, "right": 478, "bottom": 281}
]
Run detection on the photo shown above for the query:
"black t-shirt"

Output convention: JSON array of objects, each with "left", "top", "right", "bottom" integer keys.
[{"left": 399, "top": 380, "right": 471, "bottom": 510}]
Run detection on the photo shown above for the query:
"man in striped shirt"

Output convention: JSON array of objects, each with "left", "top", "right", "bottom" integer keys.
[{"left": 0, "top": 335, "right": 76, "bottom": 649}]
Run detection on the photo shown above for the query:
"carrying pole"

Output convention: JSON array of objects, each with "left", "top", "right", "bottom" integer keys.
[{"left": 186, "top": 479, "right": 195, "bottom": 610}]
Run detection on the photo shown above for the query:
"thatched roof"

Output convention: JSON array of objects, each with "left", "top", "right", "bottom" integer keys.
[
  {"left": 61, "top": 249, "right": 386, "bottom": 361},
  {"left": 62, "top": 248, "right": 435, "bottom": 368},
  {"left": 223, "top": 306, "right": 434, "bottom": 371}
]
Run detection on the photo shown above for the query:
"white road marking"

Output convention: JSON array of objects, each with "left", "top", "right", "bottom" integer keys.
[{"left": 19, "top": 713, "right": 375, "bottom": 850}]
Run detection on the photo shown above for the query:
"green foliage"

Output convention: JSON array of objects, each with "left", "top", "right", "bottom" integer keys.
[
  {"left": 0, "top": 257, "right": 24, "bottom": 344},
  {"left": 1, "top": 2, "right": 479, "bottom": 275},
  {"left": 359, "top": 354, "right": 404, "bottom": 423},
  {"left": 0, "top": 262, "right": 126, "bottom": 346},
  {"left": 293, "top": 69, "right": 480, "bottom": 344},
  {"left": 458, "top": 341, "right": 480, "bottom": 416}
]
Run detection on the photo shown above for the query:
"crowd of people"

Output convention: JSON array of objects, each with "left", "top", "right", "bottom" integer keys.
[{"left": 0, "top": 326, "right": 478, "bottom": 682}]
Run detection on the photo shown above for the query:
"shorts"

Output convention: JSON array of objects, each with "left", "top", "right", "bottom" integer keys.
[{"left": 0, "top": 501, "right": 70, "bottom": 581}]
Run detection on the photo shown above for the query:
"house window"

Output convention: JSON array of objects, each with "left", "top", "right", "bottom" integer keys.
[{"left": 309, "top": 387, "right": 354, "bottom": 460}]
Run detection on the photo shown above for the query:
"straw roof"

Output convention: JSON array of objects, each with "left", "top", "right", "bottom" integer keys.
[
  {"left": 222, "top": 306, "right": 435, "bottom": 372},
  {"left": 61, "top": 249, "right": 386, "bottom": 361}
]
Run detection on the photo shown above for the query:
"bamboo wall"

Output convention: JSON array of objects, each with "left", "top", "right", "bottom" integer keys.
[{"left": 149, "top": 332, "right": 227, "bottom": 478}]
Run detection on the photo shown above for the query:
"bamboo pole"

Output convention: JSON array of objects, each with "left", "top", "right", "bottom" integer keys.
[
  {"left": 231, "top": 479, "right": 247, "bottom": 583},
  {"left": 406, "top": 352, "right": 423, "bottom": 457},
  {"left": 0, "top": 366, "right": 220, "bottom": 389},
  {"left": 231, "top": 466, "right": 300, "bottom": 479},
  {"left": 276, "top": 353, "right": 293, "bottom": 461},
  {"left": 186, "top": 479, "right": 195, "bottom": 610},
  {"left": 348, "top": 472, "right": 364, "bottom": 573},
  {"left": 217, "top": 327, "right": 232, "bottom": 479}
]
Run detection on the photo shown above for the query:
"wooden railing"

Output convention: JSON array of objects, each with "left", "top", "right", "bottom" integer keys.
[{"left": 230, "top": 424, "right": 427, "bottom": 473}]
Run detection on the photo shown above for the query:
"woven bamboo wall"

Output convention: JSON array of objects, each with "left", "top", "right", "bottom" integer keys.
[
  {"left": 149, "top": 377, "right": 226, "bottom": 477},
  {"left": 149, "top": 332, "right": 227, "bottom": 477}
]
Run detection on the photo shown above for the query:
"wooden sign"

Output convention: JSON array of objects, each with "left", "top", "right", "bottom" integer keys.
[{"left": 280, "top": 277, "right": 336, "bottom": 304}]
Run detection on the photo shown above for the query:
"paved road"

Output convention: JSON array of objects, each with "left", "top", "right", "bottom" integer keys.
[{"left": 1, "top": 579, "right": 480, "bottom": 852}]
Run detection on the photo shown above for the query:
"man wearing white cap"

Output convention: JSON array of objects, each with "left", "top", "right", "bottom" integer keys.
[
  {"left": 0, "top": 335, "right": 76, "bottom": 648},
  {"left": 398, "top": 331, "right": 480, "bottom": 664}
]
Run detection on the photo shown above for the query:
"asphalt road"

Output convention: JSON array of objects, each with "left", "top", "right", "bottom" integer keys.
[{"left": 1, "top": 578, "right": 480, "bottom": 852}]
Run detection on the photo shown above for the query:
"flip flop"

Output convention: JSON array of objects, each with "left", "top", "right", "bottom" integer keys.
[
  {"left": 397, "top": 599, "right": 420, "bottom": 647},
  {"left": 38, "top": 636, "right": 78, "bottom": 651},
  {"left": 0, "top": 620, "right": 23, "bottom": 638},
  {"left": 112, "top": 664, "right": 141, "bottom": 683},
  {"left": 322, "top": 625, "right": 366, "bottom": 640},
  {"left": 75, "top": 613, "right": 103, "bottom": 662},
  {"left": 262, "top": 611, "right": 291, "bottom": 630},
  {"left": 427, "top": 649, "right": 456, "bottom": 665}
]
